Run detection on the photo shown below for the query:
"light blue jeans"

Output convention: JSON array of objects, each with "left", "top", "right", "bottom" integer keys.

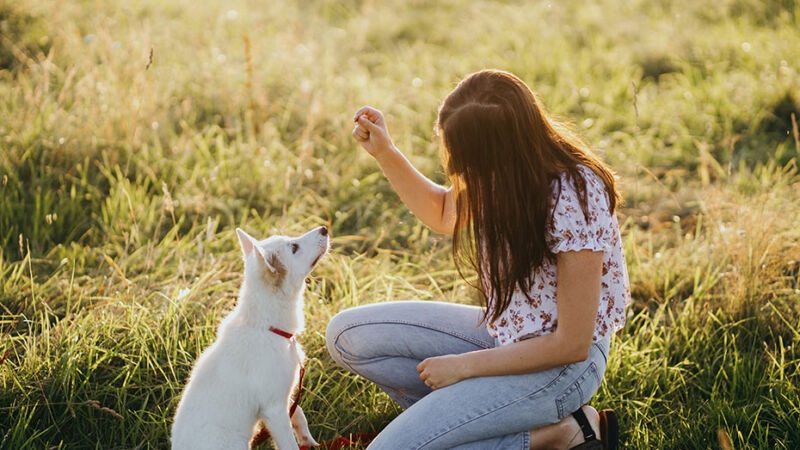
[{"left": 325, "top": 301, "right": 610, "bottom": 450}]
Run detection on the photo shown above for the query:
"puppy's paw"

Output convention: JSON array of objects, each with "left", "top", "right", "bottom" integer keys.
[
  {"left": 297, "top": 434, "right": 319, "bottom": 447},
  {"left": 290, "top": 406, "right": 318, "bottom": 447}
]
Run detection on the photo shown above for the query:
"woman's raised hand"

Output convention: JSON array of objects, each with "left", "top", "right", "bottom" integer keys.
[
  {"left": 350, "top": 105, "right": 454, "bottom": 234},
  {"left": 352, "top": 106, "right": 395, "bottom": 158}
]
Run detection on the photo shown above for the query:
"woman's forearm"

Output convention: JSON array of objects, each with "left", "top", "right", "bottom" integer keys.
[
  {"left": 375, "top": 146, "right": 454, "bottom": 234},
  {"left": 351, "top": 106, "right": 455, "bottom": 233},
  {"left": 457, "top": 331, "right": 587, "bottom": 379}
]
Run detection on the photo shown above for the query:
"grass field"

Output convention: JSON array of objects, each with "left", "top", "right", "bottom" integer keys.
[{"left": 2, "top": 0, "right": 800, "bottom": 448}]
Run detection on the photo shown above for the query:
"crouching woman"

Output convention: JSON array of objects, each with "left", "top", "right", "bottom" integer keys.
[{"left": 327, "top": 70, "right": 630, "bottom": 449}]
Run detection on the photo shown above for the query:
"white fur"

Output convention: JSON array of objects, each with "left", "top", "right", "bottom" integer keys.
[{"left": 171, "top": 226, "right": 330, "bottom": 450}]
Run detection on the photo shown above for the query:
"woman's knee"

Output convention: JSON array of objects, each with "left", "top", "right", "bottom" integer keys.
[
  {"left": 325, "top": 306, "right": 371, "bottom": 367},
  {"left": 325, "top": 310, "right": 349, "bottom": 366},
  {"left": 325, "top": 302, "right": 406, "bottom": 367}
]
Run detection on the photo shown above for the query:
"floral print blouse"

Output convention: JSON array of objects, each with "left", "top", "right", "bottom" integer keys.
[{"left": 486, "top": 165, "right": 630, "bottom": 345}]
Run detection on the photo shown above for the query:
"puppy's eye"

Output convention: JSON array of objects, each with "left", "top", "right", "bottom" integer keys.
[{"left": 290, "top": 243, "right": 299, "bottom": 254}]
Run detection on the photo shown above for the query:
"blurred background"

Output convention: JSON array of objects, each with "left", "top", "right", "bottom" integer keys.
[{"left": 1, "top": 0, "right": 799, "bottom": 448}]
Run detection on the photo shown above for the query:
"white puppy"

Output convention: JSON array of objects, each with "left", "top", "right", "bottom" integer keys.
[{"left": 171, "top": 226, "right": 330, "bottom": 450}]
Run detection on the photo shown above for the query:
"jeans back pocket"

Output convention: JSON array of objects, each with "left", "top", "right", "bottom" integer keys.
[{"left": 555, "top": 361, "right": 601, "bottom": 420}]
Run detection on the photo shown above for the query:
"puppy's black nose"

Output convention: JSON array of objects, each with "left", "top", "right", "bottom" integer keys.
[{"left": 320, "top": 226, "right": 328, "bottom": 236}]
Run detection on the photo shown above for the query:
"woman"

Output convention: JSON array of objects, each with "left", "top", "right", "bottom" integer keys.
[{"left": 326, "top": 70, "right": 629, "bottom": 449}]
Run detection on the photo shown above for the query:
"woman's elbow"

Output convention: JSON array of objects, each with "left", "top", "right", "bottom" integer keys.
[
  {"left": 558, "top": 335, "right": 593, "bottom": 364},
  {"left": 429, "top": 224, "right": 454, "bottom": 235},
  {"left": 566, "top": 345, "right": 591, "bottom": 364},
  {"left": 428, "top": 214, "right": 454, "bottom": 234}
]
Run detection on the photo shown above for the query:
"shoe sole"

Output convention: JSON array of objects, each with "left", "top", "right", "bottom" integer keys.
[{"left": 599, "top": 409, "right": 619, "bottom": 450}]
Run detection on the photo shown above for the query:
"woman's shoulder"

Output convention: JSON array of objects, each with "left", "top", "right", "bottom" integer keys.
[
  {"left": 550, "top": 164, "right": 607, "bottom": 202},
  {"left": 546, "top": 164, "right": 616, "bottom": 252}
]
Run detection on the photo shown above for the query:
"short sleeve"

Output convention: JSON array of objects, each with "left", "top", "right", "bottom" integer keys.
[{"left": 546, "top": 168, "right": 614, "bottom": 254}]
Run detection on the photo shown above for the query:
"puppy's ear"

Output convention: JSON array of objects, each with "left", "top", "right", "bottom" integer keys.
[
  {"left": 236, "top": 228, "right": 258, "bottom": 259},
  {"left": 255, "top": 247, "right": 279, "bottom": 274},
  {"left": 256, "top": 248, "right": 287, "bottom": 285}
]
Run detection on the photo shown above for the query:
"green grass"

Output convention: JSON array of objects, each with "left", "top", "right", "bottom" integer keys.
[{"left": 1, "top": 0, "right": 800, "bottom": 448}]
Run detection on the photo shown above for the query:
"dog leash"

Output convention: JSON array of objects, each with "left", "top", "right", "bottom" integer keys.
[
  {"left": 251, "top": 327, "right": 377, "bottom": 449},
  {"left": 299, "top": 433, "right": 378, "bottom": 450},
  {"left": 268, "top": 326, "right": 305, "bottom": 418},
  {"left": 251, "top": 326, "right": 306, "bottom": 448}
]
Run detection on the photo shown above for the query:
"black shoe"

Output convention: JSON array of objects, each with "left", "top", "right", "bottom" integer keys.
[{"left": 568, "top": 408, "right": 618, "bottom": 450}]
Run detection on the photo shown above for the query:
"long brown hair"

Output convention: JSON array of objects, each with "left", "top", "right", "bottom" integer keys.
[{"left": 436, "top": 70, "right": 620, "bottom": 325}]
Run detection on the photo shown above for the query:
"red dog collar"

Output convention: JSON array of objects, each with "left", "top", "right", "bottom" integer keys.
[{"left": 269, "top": 326, "right": 294, "bottom": 339}]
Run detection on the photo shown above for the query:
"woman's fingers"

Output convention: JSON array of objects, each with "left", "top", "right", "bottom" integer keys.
[
  {"left": 417, "top": 365, "right": 438, "bottom": 389},
  {"left": 353, "top": 106, "right": 383, "bottom": 125},
  {"left": 352, "top": 106, "right": 394, "bottom": 157},
  {"left": 352, "top": 124, "right": 369, "bottom": 140},
  {"left": 353, "top": 108, "right": 366, "bottom": 122},
  {"left": 353, "top": 106, "right": 376, "bottom": 120},
  {"left": 357, "top": 116, "right": 380, "bottom": 133}
]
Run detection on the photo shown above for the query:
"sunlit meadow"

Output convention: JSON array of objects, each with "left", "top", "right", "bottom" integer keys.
[{"left": 1, "top": 0, "right": 799, "bottom": 448}]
